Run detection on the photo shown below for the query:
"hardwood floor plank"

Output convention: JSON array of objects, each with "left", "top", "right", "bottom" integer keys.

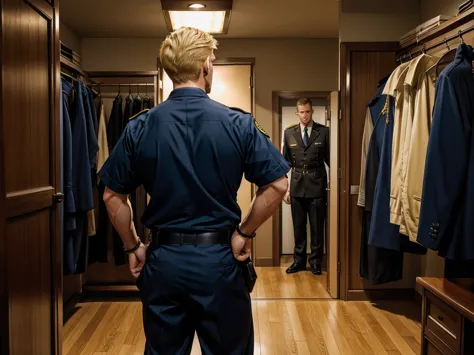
[
  {"left": 367, "top": 302, "right": 417, "bottom": 355},
  {"left": 66, "top": 303, "right": 111, "bottom": 355},
  {"left": 252, "top": 301, "right": 262, "bottom": 355},
  {"left": 327, "top": 302, "right": 373, "bottom": 354},
  {"left": 296, "top": 342, "right": 311, "bottom": 355},
  {"left": 318, "top": 302, "right": 355, "bottom": 355},
  {"left": 63, "top": 303, "right": 102, "bottom": 355},
  {"left": 356, "top": 302, "right": 398, "bottom": 352},
  {"left": 78, "top": 303, "right": 121, "bottom": 355},
  {"left": 257, "top": 301, "right": 273, "bottom": 355}
]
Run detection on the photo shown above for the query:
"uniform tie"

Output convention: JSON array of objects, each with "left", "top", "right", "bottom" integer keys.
[{"left": 303, "top": 127, "right": 309, "bottom": 146}]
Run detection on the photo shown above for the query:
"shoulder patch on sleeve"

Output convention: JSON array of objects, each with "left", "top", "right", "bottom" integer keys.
[
  {"left": 285, "top": 123, "right": 298, "bottom": 130},
  {"left": 254, "top": 118, "right": 270, "bottom": 138},
  {"left": 129, "top": 108, "right": 149, "bottom": 121},
  {"left": 229, "top": 106, "right": 251, "bottom": 115}
]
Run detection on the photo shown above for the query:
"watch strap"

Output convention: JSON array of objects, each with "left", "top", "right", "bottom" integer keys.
[{"left": 236, "top": 225, "right": 256, "bottom": 239}]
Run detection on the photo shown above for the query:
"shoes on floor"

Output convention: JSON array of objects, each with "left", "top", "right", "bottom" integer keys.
[
  {"left": 285, "top": 262, "right": 306, "bottom": 274},
  {"left": 310, "top": 263, "right": 322, "bottom": 275}
]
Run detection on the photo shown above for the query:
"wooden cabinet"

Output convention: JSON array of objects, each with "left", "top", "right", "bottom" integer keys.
[{"left": 417, "top": 277, "right": 474, "bottom": 355}]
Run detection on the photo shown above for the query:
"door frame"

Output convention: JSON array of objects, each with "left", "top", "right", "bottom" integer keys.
[{"left": 271, "top": 90, "right": 340, "bottom": 295}]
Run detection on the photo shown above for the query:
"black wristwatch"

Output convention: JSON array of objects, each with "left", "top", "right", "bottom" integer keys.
[
  {"left": 124, "top": 238, "right": 142, "bottom": 254},
  {"left": 236, "top": 225, "right": 256, "bottom": 239}
]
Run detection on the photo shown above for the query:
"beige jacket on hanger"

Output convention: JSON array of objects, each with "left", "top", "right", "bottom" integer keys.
[
  {"left": 382, "top": 61, "right": 410, "bottom": 228},
  {"left": 401, "top": 56, "right": 439, "bottom": 242},
  {"left": 357, "top": 107, "right": 373, "bottom": 208},
  {"left": 96, "top": 100, "right": 109, "bottom": 177}
]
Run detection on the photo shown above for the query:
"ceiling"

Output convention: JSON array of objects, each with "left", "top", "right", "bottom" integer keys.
[{"left": 60, "top": 0, "right": 340, "bottom": 39}]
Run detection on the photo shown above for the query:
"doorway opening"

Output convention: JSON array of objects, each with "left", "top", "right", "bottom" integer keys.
[{"left": 272, "top": 91, "right": 340, "bottom": 299}]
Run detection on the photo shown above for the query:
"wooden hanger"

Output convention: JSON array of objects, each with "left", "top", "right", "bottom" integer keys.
[{"left": 433, "top": 37, "right": 458, "bottom": 77}]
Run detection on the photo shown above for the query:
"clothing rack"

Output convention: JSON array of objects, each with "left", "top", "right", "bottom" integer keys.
[
  {"left": 81, "top": 71, "right": 159, "bottom": 295},
  {"left": 395, "top": 9, "right": 474, "bottom": 300},
  {"left": 397, "top": 26, "right": 474, "bottom": 62},
  {"left": 397, "top": 7, "right": 474, "bottom": 59},
  {"left": 92, "top": 83, "right": 154, "bottom": 87}
]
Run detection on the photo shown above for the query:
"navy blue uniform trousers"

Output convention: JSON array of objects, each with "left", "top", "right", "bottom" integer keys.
[{"left": 137, "top": 243, "right": 254, "bottom": 355}]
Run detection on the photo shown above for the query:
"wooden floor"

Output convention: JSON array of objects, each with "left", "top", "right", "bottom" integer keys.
[
  {"left": 64, "top": 257, "right": 420, "bottom": 354},
  {"left": 63, "top": 299, "right": 422, "bottom": 355},
  {"left": 252, "top": 256, "right": 330, "bottom": 299}
]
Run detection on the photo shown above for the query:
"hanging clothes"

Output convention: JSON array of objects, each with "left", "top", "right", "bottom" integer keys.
[
  {"left": 62, "top": 81, "right": 95, "bottom": 275},
  {"left": 394, "top": 54, "right": 439, "bottom": 237},
  {"left": 89, "top": 98, "right": 110, "bottom": 264},
  {"left": 369, "top": 62, "right": 409, "bottom": 251},
  {"left": 82, "top": 85, "right": 99, "bottom": 175},
  {"left": 133, "top": 93, "right": 143, "bottom": 115},
  {"left": 418, "top": 43, "right": 474, "bottom": 261},
  {"left": 107, "top": 94, "right": 124, "bottom": 153},
  {"left": 61, "top": 79, "right": 77, "bottom": 275},
  {"left": 88, "top": 88, "right": 99, "bottom": 138},
  {"left": 400, "top": 54, "right": 439, "bottom": 242},
  {"left": 123, "top": 93, "right": 134, "bottom": 125},
  {"left": 359, "top": 80, "right": 405, "bottom": 284},
  {"left": 357, "top": 108, "right": 373, "bottom": 208},
  {"left": 143, "top": 95, "right": 153, "bottom": 109}
]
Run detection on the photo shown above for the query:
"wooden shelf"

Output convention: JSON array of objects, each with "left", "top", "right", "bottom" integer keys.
[
  {"left": 60, "top": 55, "right": 89, "bottom": 78},
  {"left": 400, "top": 8, "right": 474, "bottom": 51}
]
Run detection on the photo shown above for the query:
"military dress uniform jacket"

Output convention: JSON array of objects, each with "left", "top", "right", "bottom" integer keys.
[
  {"left": 282, "top": 122, "right": 330, "bottom": 199},
  {"left": 418, "top": 43, "right": 474, "bottom": 260}
]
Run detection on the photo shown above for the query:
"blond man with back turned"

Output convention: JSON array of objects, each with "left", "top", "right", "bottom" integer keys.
[{"left": 99, "top": 27, "right": 290, "bottom": 354}]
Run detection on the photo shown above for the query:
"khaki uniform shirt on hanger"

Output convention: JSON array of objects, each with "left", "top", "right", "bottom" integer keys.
[
  {"left": 382, "top": 61, "right": 410, "bottom": 227},
  {"left": 397, "top": 54, "right": 439, "bottom": 236},
  {"left": 402, "top": 57, "right": 439, "bottom": 242},
  {"left": 357, "top": 107, "right": 373, "bottom": 207}
]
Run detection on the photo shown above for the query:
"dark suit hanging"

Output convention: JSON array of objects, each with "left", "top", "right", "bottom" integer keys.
[
  {"left": 360, "top": 89, "right": 405, "bottom": 285},
  {"left": 107, "top": 95, "right": 124, "bottom": 153},
  {"left": 62, "top": 81, "right": 95, "bottom": 275}
]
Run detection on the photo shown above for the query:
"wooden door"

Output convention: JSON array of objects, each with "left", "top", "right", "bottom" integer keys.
[
  {"left": 0, "top": 0, "right": 61, "bottom": 354},
  {"left": 339, "top": 42, "right": 407, "bottom": 300}
]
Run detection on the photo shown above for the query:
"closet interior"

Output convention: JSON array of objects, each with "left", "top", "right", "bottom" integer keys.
[
  {"left": 60, "top": 49, "right": 161, "bottom": 318},
  {"left": 341, "top": 8, "right": 474, "bottom": 354}
]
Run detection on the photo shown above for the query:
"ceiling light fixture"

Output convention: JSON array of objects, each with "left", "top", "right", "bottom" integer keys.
[
  {"left": 188, "top": 3, "right": 206, "bottom": 9},
  {"left": 161, "top": 0, "right": 233, "bottom": 34}
]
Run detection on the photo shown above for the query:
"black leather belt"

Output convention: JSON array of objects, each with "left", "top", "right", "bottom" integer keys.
[
  {"left": 293, "top": 167, "right": 322, "bottom": 174},
  {"left": 151, "top": 229, "right": 233, "bottom": 245}
]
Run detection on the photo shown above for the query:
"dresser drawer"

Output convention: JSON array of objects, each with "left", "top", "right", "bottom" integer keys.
[
  {"left": 425, "top": 291, "right": 462, "bottom": 354},
  {"left": 426, "top": 340, "right": 444, "bottom": 355}
]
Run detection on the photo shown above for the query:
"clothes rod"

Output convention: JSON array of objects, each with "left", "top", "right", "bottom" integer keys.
[
  {"left": 91, "top": 83, "right": 155, "bottom": 87},
  {"left": 398, "top": 24, "right": 474, "bottom": 62}
]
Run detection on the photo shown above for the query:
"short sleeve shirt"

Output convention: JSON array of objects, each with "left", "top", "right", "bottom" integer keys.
[{"left": 98, "top": 87, "right": 290, "bottom": 231}]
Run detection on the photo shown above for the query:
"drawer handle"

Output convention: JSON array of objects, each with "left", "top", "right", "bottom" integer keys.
[{"left": 438, "top": 315, "right": 444, "bottom": 322}]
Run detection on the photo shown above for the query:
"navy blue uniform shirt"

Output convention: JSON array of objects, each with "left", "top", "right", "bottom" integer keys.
[{"left": 98, "top": 87, "right": 290, "bottom": 232}]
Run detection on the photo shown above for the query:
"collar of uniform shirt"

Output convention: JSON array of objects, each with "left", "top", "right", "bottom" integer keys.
[{"left": 300, "top": 121, "right": 313, "bottom": 137}]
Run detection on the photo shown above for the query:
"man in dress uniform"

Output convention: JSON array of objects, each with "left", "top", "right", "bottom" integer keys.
[
  {"left": 98, "top": 27, "right": 290, "bottom": 354},
  {"left": 282, "top": 98, "right": 330, "bottom": 275}
]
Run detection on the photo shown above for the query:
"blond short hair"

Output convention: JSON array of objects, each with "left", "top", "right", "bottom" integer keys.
[
  {"left": 296, "top": 98, "right": 313, "bottom": 108},
  {"left": 160, "top": 27, "right": 218, "bottom": 84}
]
